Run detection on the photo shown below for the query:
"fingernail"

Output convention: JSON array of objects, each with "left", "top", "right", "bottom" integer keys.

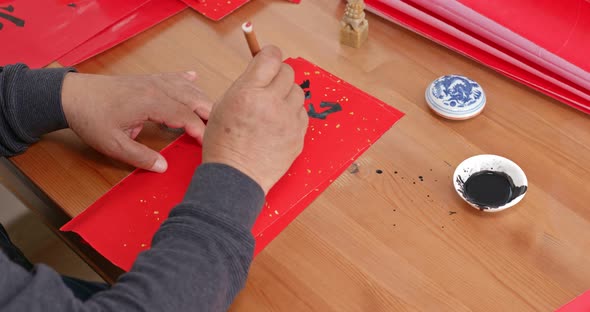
[
  {"left": 151, "top": 156, "right": 168, "bottom": 173},
  {"left": 184, "top": 71, "right": 197, "bottom": 80}
]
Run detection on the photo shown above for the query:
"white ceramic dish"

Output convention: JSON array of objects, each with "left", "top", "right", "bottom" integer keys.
[{"left": 453, "top": 154, "right": 528, "bottom": 212}]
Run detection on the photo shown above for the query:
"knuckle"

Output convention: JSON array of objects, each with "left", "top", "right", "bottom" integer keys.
[
  {"left": 269, "top": 93, "right": 284, "bottom": 106},
  {"left": 291, "top": 84, "right": 305, "bottom": 103},
  {"left": 256, "top": 68, "right": 276, "bottom": 83},
  {"left": 282, "top": 64, "right": 295, "bottom": 80},
  {"left": 142, "top": 78, "right": 162, "bottom": 99},
  {"left": 299, "top": 107, "right": 309, "bottom": 122},
  {"left": 293, "top": 83, "right": 304, "bottom": 95},
  {"left": 231, "top": 88, "right": 272, "bottom": 117},
  {"left": 233, "top": 88, "right": 258, "bottom": 106},
  {"left": 259, "top": 45, "right": 282, "bottom": 61},
  {"left": 101, "top": 136, "right": 131, "bottom": 163},
  {"left": 302, "top": 115, "right": 310, "bottom": 129},
  {"left": 297, "top": 142, "right": 304, "bottom": 154}
]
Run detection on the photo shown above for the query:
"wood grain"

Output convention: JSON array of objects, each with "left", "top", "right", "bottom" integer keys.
[{"left": 10, "top": 0, "right": 590, "bottom": 310}]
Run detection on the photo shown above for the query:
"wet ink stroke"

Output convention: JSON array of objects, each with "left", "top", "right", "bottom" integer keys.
[
  {"left": 301, "top": 79, "right": 343, "bottom": 120},
  {"left": 0, "top": 5, "right": 25, "bottom": 31}
]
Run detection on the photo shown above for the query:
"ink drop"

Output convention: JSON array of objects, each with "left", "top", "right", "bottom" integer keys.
[{"left": 462, "top": 171, "right": 527, "bottom": 209}]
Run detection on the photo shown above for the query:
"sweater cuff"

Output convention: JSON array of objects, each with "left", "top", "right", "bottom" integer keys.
[
  {"left": 11, "top": 66, "right": 76, "bottom": 140},
  {"left": 183, "top": 163, "right": 265, "bottom": 230}
]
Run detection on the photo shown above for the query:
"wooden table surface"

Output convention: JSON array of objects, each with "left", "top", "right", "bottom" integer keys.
[{"left": 10, "top": 0, "right": 590, "bottom": 310}]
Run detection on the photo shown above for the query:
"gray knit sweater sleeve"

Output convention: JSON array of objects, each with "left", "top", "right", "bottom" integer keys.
[
  {"left": 0, "top": 64, "right": 74, "bottom": 155},
  {"left": 0, "top": 65, "right": 265, "bottom": 311}
]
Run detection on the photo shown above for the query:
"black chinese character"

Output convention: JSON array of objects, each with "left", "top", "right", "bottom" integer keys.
[
  {"left": 299, "top": 79, "right": 311, "bottom": 99},
  {"left": 0, "top": 5, "right": 25, "bottom": 31},
  {"left": 308, "top": 101, "right": 342, "bottom": 120},
  {"left": 300, "top": 79, "right": 343, "bottom": 119}
]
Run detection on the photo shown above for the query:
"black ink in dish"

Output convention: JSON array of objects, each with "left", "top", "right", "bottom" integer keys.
[{"left": 457, "top": 170, "right": 527, "bottom": 210}]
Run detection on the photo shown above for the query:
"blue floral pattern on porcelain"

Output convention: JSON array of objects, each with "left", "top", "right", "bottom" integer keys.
[{"left": 430, "top": 75, "right": 483, "bottom": 108}]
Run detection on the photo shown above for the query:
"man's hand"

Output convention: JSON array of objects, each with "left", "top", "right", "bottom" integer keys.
[
  {"left": 61, "top": 71, "right": 212, "bottom": 173},
  {"left": 202, "top": 46, "right": 308, "bottom": 194}
]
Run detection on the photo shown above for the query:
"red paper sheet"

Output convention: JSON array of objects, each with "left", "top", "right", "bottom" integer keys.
[
  {"left": 61, "top": 57, "right": 404, "bottom": 271},
  {"left": 365, "top": 0, "right": 590, "bottom": 114},
  {"left": 459, "top": 0, "right": 590, "bottom": 74},
  {"left": 181, "top": 0, "right": 300, "bottom": 21},
  {"left": 0, "top": 0, "right": 150, "bottom": 68},
  {"left": 181, "top": 0, "right": 249, "bottom": 21},
  {"left": 557, "top": 290, "right": 590, "bottom": 312},
  {"left": 402, "top": 0, "right": 590, "bottom": 94},
  {"left": 58, "top": 0, "right": 187, "bottom": 66}
]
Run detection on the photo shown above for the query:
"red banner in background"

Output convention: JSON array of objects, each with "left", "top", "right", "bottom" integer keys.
[
  {"left": 0, "top": 0, "right": 150, "bottom": 67},
  {"left": 59, "top": 0, "right": 187, "bottom": 66},
  {"left": 365, "top": 0, "right": 590, "bottom": 114}
]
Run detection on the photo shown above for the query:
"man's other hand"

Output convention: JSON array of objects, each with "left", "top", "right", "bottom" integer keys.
[{"left": 61, "top": 70, "right": 213, "bottom": 173}]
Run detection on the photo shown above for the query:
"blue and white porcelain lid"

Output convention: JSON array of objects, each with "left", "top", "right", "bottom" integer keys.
[{"left": 425, "top": 75, "right": 486, "bottom": 120}]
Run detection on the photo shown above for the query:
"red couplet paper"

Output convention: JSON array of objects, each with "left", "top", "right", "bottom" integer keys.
[
  {"left": 180, "top": 0, "right": 250, "bottom": 21},
  {"left": 58, "top": 0, "right": 187, "bottom": 66},
  {"left": 61, "top": 57, "right": 404, "bottom": 271},
  {"left": 557, "top": 290, "right": 590, "bottom": 312},
  {"left": 0, "top": 0, "right": 150, "bottom": 68}
]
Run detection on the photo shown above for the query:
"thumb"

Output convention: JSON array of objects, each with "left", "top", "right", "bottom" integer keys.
[{"left": 110, "top": 132, "right": 168, "bottom": 173}]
